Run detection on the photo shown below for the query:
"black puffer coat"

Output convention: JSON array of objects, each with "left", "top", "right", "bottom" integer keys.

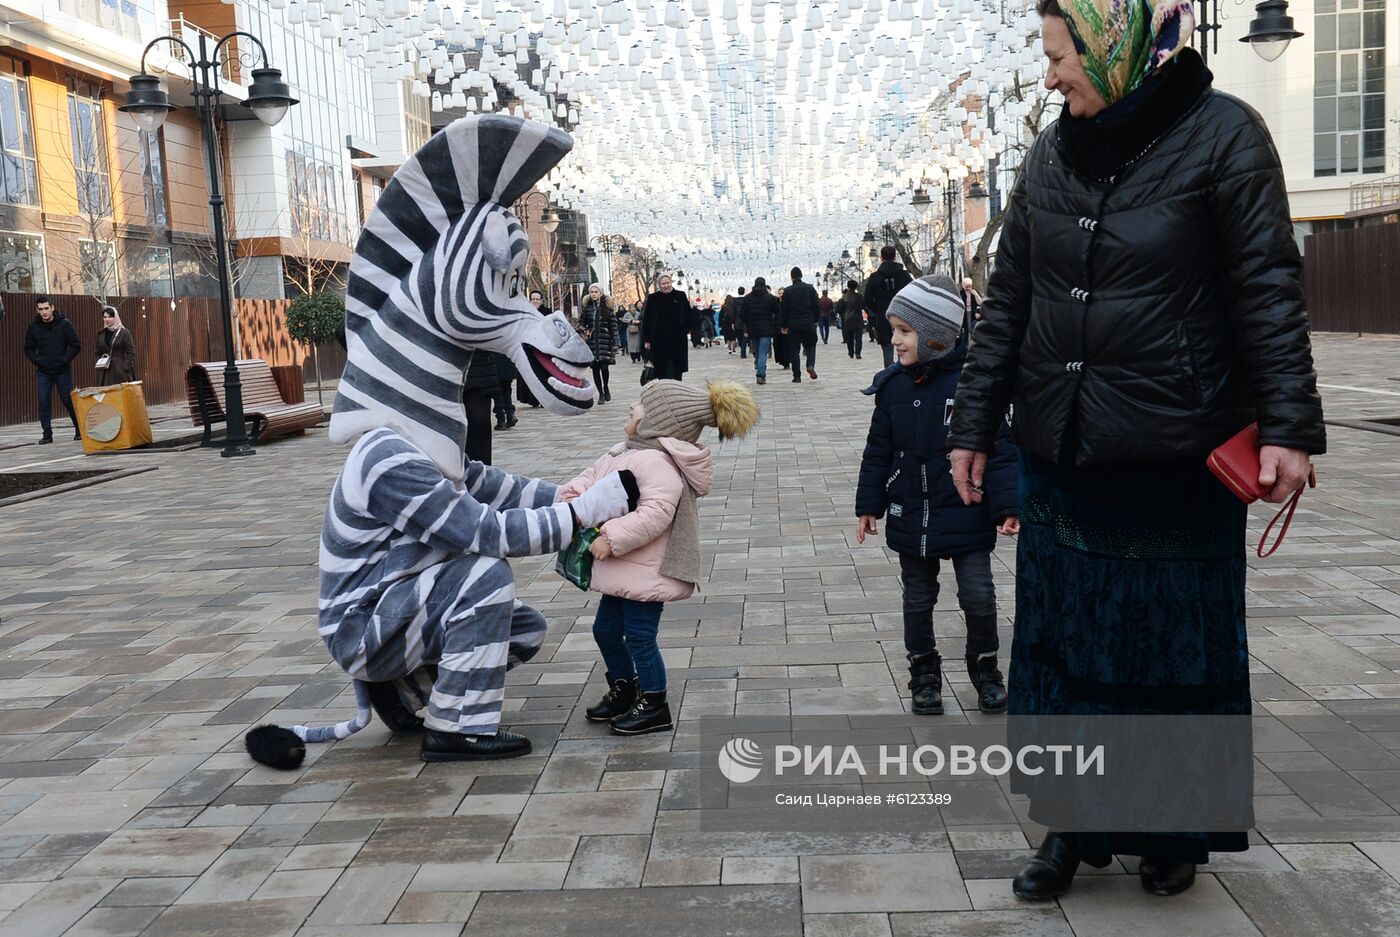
[
  {"left": 580, "top": 299, "right": 617, "bottom": 364},
  {"left": 737, "top": 287, "right": 780, "bottom": 338},
  {"left": 779, "top": 279, "right": 819, "bottom": 330},
  {"left": 949, "top": 51, "right": 1325, "bottom": 466}
]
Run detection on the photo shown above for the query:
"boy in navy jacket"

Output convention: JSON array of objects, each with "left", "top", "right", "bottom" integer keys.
[{"left": 856, "top": 275, "right": 1018, "bottom": 715}]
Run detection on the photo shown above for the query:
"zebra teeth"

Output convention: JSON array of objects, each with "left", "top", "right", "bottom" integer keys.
[
  {"left": 555, "top": 359, "right": 590, "bottom": 382},
  {"left": 548, "top": 375, "right": 595, "bottom": 401}
]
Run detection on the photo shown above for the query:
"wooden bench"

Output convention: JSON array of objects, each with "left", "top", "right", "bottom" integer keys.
[{"left": 185, "top": 359, "right": 323, "bottom": 447}]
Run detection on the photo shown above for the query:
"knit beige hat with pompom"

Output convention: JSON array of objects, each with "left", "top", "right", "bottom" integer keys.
[{"left": 638, "top": 380, "right": 759, "bottom": 444}]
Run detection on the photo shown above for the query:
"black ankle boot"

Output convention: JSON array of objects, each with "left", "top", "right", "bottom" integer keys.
[
  {"left": 585, "top": 672, "right": 638, "bottom": 723},
  {"left": 1013, "top": 833, "right": 1112, "bottom": 901},
  {"left": 966, "top": 651, "right": 1008, "bottom": 714},
  {"left": 1139, "top": 859, "right": 1196, "bottom": 896},
  {"left": 609, "top": 690, "right": 673, "bottom": 735},
  {"left": 420, "top": 728, "right": 532, "bottom": 762},
  {"left": 908, "top": 652, "right": 943, "bottom": 715},
  {"left": 363, "top": 681, "right": 425, "bottom": 736}
]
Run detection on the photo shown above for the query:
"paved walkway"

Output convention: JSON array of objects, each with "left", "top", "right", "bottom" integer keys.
[{"left": 0, "top": 334, "right": 1398, "bottom": 936}]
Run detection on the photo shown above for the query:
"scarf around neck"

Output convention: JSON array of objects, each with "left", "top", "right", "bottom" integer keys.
[
  {"left": 1059, "top": 0, "right": 1194, "bottom": 106},
  {"left": 623, "top": 435, "right": 702, "bottom": 586}
]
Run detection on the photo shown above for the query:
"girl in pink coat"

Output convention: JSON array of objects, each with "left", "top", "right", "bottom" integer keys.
[{"left": 559, "top": 379, "right": 759, "bottom": 735}]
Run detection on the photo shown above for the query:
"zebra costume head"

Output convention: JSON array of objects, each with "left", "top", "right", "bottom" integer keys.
[{"left": 330, "top": 115, "right": 593, "bottom": 479}]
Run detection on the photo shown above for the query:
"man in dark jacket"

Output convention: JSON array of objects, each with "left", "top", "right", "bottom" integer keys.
[
  {"left": 24, "top": 295, "right": 82, "bottom": 444},
  {"left": 863, "top": 247, "right": 912, "bottom": 368},
  {"left": 835, "top": 280, "right": 865, "bottom": 360},
  {"left": 641, "top": 274, "right": 690, "bottom": 381},
  {"left": 779, "top": 267, "right": 820, "bottom": 382},
  {"left": 491, "top": 352, "right": 517, "bottom": 431},
  {"left": 734, "top": 286, "right": 748, "bottom": 358},
  {"left": 736, "top": 277, "right": 780, "bottom": 385}
]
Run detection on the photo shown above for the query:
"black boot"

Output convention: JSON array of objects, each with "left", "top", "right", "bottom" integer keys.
[
  {"left": 363, "top": 681, "right": 425, "bottom": 736},
  {"left": 1139, "top": 859, "right": 1196, "bottom": 896},
  {"left": 421, "top": 728, "right": 532, "bottom": 762},
  {"left": 609, "top": 690, "right": 673, "bottom": 735},
  {"left": 1013, "top": 833, "right": 1112, "bottom": 901},
  {"left": 908, "top": 652, "right": 943, "bottom": 715},
  {"left": 495, "top": 416, "right": 507, "bottom": 431},
  {"left": 966, "top": 651, "right": 1008, "bottom": 714},
  {"left": 585, "top": 672, "right": 638, "bottom": 723}
]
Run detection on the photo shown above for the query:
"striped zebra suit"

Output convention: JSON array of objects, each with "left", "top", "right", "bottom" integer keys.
[{"left": 280, "top": 116, "right": 611, "bottom": 749}]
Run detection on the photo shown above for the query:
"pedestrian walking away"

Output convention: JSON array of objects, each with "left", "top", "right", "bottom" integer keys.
[
  {"left": 779, "top": 266, "right": 820, "bottom": 382},
  {"left": 949, "top": 0, "right": 1325, "bottom": 902},
  {"left": 736, "top": 276, "right": 780, "bottom": 385},
  {"left": 24, "top": 294, "right": 82, "bottom": 443},
  {"left": 835, "top": 280, "right": 865, "bottom": 360},
  {"left": 818, "top": 289, "right": 834, "bottom": 344},
  {"left": 560, "top": 380, "right": 759, "bottom": 735},
  {"left": 856, "top": 274, "right": 1018, "bottom": 719}
]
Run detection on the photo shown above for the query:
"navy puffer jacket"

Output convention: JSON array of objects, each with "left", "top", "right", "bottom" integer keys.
[{"left": 856, "top": 345, "right": 1017, "bottom": 559}]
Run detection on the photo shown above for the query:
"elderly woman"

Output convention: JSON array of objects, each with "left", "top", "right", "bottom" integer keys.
[
  {"left": 95, "top": 306, "right": 136, "bottom": 386},
  {"left": 948, "top": 0, "right": 1325, "bottom": 902}
]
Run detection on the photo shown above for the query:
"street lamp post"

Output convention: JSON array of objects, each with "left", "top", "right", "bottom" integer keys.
[
  {"left": 589, "top": 233, "right": 626, "bottom": 296},
  {"left": 1196, "top": 0, "right": 1304, "bottom": 64},
  {"left": 121, "top": 32, "right": 296, "bottom": 458}
]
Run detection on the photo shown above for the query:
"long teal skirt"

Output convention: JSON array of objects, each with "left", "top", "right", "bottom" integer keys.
[{"left": 1011, "top": 451, "right": 1251, "bottom": 863}]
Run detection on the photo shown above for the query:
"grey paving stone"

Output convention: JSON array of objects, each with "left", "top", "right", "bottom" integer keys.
[
  {"left": 1061, "top": 874, "right": 1263, "bottom": 937},
  {"left": 512, "top": 791, "right": 659, "bottom": 837},
  {"left": 889, "top": 909, "right": 1074, "bottom": 937},
  {"left": 562, "top": 835, "right": 650, "bottom": 888},
  {"left": 462, "top": 885, "right": 802, "bottom": 936},
  {"left": 1218, "top": 870, "right": 1400, "bottom": 937},
  {"left": 304, "top": 863, "right": 416, "bottom": 926},
  {"left": 801, "top": 853, "right": 970, "bottom": 913},
  {"left": 141, "top": 897, "right": 316, "bottom": 937},
  {"left": 0, "top": 877, "right": 118, "bottom": 937}
]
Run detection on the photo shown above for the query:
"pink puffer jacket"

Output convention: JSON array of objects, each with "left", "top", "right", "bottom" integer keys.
[{"left": 558, "top": 439, "right": 714, "bottom": 603}]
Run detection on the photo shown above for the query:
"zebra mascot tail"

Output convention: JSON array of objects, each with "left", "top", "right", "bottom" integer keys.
[{"left": 246, "top": 113, "right": 583, "bottom": 770}]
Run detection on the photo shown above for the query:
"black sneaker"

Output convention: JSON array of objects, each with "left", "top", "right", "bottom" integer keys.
[
  {"left": 494, "top": 419, "right": 507, "bottom": 431},
  {"left": 73, "top": 431, "right": 83, "bottom": 441},
  {"left": 505, "top": 416, "right": 519, "bottom": 429},
  {"left": 421, "top": 728, "right": 532, "bottom": 761},
  {"left": 610, "top": 691, "right": 673, "bottom": 735},
  {"left": 38, "top": 436, "right": 53, "bottom": 445}
]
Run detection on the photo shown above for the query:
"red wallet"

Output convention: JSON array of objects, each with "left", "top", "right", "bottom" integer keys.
[{"left": 1207, "top": 422, "right": 1316, "bottom": 558}]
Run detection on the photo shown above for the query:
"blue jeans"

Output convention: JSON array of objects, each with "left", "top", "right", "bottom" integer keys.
[
  {"left": 753, "top": 337, "right": 772, "bottom": 378},
  {"left": 36, "top": 370, "right": 78, "bottom": 438},
  {"left": 593, "top": 595, "right": 666, "bottom": 692},
  {"left": 818, "top": 318, "right": 831, "bottom": 343},
  {"left": 738, "top": 334, "right": 749, "bottom": 357}
]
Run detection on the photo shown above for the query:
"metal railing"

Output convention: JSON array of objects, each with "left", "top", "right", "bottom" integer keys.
[
  {"left": 1350, "top": 174, "right": 1400, "bottom": 214},
  {"left": 167, "top": 15, "right": 241, "bottom": 86}
]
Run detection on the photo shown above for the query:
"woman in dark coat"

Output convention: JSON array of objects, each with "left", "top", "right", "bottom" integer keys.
[
  {"left": 641, "top": 274, "right": 690, "bottom": 381},
  {"left": 948, "top": 0, "right": 1325, "bottom": 903},
  {"left": 579, "top": 285, "right": 617, "bottom": 404},
  {"left": 96, "top": 306, "right": 137, "bottom": 386}
]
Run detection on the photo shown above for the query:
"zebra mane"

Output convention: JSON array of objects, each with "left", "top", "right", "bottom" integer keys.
[{"left": 329, "top": 115, "right": 575, "bottom": 480}]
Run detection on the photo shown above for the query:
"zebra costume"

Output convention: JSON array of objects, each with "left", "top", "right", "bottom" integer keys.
[{"left": 247, "top": 115, "right": 635, "bottom": 768}]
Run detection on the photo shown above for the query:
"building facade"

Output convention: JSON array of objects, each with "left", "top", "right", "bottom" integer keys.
[
  {"left": 0, "top": 0, "right": 217, "bottom": 301},
  {"left": 1210, "top": 0, "right": 1399, "bottom": 232},
  {"left": 0, "top": 0, "right": 425, "bottom": 305}
]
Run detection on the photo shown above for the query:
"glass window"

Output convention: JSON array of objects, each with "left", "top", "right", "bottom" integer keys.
[
  {"left": 68, "top": 92, "right": 112, "bottom": 217},
  {"left": 0, "top": 230, "right": 45, "bottom": 291},
  {"left": 78, "top": 238, "right": 118, "bottom": 297},
  {"left": 140, "top": 128, "right": 167, "bottom": 227},
  {"left": 1315, "top": 133, "right": 1337, "bottom": 177},
  {"left": 0, "top": 74, "right": 38, "bottom": 207},
  {"left": 1315, "top": 1, "right": 1386, "bottom": 176},
  {"left": 143, "top": 246, "right": 173, "bottom": 297}
]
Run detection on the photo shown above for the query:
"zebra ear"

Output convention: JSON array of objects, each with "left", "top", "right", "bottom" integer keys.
[{"left": 481, "top": 213, "right": 514, "bottom": 274}]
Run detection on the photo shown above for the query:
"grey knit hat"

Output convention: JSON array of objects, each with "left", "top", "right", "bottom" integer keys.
[{"left": 886, "top": 274, "right": 965, "bottom": 363}]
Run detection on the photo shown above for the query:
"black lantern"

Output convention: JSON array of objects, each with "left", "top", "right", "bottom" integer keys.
[
  {"left": 1240, "top": 0, "right": 1303, "bottom": 61},
  {"left": 243, "top": 67, "right": 297, "bottom": 125},
  {"left": 120, "top": 74, "right": 175, "bottom": 132}
]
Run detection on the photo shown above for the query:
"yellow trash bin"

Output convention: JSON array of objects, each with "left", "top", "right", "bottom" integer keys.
[{"left": 72, "top": 382, "right": 154, "bottom": 454}]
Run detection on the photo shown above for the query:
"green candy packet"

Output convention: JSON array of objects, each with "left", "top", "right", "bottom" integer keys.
[{"left": 555, "top": 526, "right": 602, "bottom": 591}]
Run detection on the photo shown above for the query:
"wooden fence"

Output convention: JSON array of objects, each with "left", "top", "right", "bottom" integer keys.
[
  {"left": 1, "top": 292, "right": 344, "bottom": 428},
  {"left": 1303, "top": 222, "right": 1400, "bottom": 334}
]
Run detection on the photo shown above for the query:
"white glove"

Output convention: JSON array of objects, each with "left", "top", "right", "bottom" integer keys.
[{"left": 569, "top": 471, "right": 639, "bottom": 529}]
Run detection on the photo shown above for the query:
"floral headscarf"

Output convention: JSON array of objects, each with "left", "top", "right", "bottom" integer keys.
[{"left": 1059, "top": 0, "right": 1195, "bottom": 105}]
